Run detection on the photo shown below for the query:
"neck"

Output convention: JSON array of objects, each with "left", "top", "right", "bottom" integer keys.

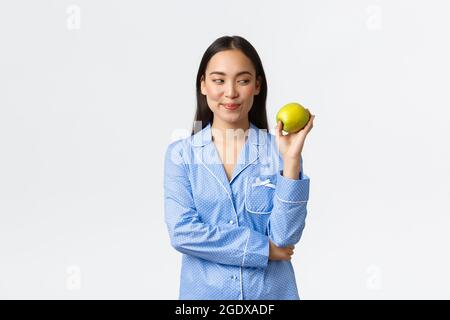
[{"left": 211, "top": 118, "right": 250, "bottom": 143}]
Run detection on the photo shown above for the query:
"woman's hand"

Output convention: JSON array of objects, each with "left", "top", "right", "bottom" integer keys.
[
  {"left": 275, "top": 109, "right": 315, "bottom": 161},
  {"left": 269, "top": 240, "right": 295, "bottom": 261}
]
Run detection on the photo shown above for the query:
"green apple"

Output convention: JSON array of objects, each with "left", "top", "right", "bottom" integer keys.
[{"left": 276, "top": 102, "right": 310, "bottom": 133}]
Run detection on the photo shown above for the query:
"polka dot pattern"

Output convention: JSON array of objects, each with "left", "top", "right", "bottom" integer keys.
[{"left": 164, "top": 122, "right": 310, "bottom": 300}]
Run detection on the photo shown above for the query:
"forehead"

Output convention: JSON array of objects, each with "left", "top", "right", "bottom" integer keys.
[{"left": 206, "top": 50, "right": 255, "bottom": 75}]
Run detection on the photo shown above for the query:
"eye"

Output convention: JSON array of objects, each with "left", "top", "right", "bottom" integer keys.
[{"left": 211, "top": 79, "right": 250, "bottom": 85}]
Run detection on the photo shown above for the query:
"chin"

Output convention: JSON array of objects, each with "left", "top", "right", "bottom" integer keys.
[
  {"left": 213, "top": 116, "right": 241, "bottom": 127},
  {"left": 221, "top": 114, "right": 243, "bottom": 123}
]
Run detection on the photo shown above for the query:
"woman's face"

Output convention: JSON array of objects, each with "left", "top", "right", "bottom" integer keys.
[{"left": 201, "top": 49, "right": 261, "bottom": 126}]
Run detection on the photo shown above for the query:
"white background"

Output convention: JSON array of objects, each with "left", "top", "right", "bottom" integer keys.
[{"left": 1, "top": 0, "right": 449, "bottom": 299}]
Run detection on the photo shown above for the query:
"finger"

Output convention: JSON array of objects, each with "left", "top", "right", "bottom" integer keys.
[
  {"left": 304, "top": 114, "right": 315, "bottom": 132},
  {"left": 276, "top": 121, "right": 283, "bottom": 137},
  {"left": 305, "top": 110, "right": 314, "bottom": 124},
  {"left": 275, "top": 121, "right": 283, "bottom": 145},
  {"left": 283, "top": 253, "right": 291, "bottom": 260}
]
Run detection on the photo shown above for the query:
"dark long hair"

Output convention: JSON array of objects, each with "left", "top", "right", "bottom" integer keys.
[{"left": 191, "top": 35, "right": 268, "bottom": 135}]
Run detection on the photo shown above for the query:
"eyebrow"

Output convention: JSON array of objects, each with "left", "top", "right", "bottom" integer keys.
[{"left": 208, "top": 71, "right": 253, "bottom": 76}]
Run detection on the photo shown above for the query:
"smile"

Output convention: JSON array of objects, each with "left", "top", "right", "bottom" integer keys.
[{"left": 222, "top": 104, "right": 241, "bottom": 110}]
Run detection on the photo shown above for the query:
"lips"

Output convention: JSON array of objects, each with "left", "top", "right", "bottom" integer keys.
[{"left": 222, "top": 103, "right": 240, "bottom": 110}]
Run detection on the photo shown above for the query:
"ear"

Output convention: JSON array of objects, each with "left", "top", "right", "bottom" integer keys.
[
  {"left": 200, "top": 75, "right": 207, "bottom": 95},
  {"left": 254, "top": 76, "right": 262, "bottom": 95}
]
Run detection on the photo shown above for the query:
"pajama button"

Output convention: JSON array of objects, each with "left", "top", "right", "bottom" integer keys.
[{"left": 229, "top": 220, "right": 234, "bottom": 224}]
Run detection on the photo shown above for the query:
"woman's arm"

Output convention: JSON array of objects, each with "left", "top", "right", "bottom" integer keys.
[
  {"left": 267, "top": 113, "right": 315, "bottom": 247},
  {"left": 282, "top": 158, "right": 301, "bottom": 180},
  {"left": 164, "top": 142, "right": 270, "bottom": 269},
  {"left": 266, "top": 162, "right": 310, "bottom": 247}
]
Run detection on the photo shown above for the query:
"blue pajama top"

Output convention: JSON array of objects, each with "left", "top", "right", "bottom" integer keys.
[{"left": 164, "top": 122, "right": 310, "bottom": 300}]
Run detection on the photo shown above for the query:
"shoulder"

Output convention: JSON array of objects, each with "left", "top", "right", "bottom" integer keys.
[
  {"left": 252, "top": 127, "right": 304, "bottom": 171},
  {"left": 252, "top": 127, "right": 280, "bottom": 159},
  {"left": 165, "top": 136, "right": 194, "bottom": 164}
]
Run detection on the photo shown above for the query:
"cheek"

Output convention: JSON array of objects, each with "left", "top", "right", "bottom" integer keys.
[
  {"left": 206, "top": 86, "right": 223, "bottom": 100},
  {"left": 241, "top": 86, "right": 257, "bottom": 97},
  {"left": 243, "top": 86, "right": 258, "bottom": 101},
  {"left": 241, "top": 88, "right": 256, "bottom": 111}
]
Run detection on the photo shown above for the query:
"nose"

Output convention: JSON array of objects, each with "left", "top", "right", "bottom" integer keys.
[{"left": 224, "top": 82, "right": 238, "bottom": 99}]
